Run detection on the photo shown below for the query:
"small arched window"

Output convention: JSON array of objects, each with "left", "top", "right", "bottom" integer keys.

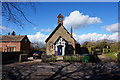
[
  {"left": 50, "top": 42, "right": 53, "bottom": 50},
  {"left": 59, "top": 17, "right": 61, "bottom": 21},
  {"left": 25, "top": 39, "right": 27, "bottom": 42}
]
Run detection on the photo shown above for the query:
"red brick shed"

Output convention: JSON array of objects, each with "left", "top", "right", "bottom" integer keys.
[{"left": 0, "top": 35, "right": 30, "bottom": 52}]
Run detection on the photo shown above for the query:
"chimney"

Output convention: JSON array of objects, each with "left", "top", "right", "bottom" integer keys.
[{"left": 71, "top": 27, "right": 72, "bottom": 36}]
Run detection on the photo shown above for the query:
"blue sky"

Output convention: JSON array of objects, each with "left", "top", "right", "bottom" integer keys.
[{"left": 1, "top": 2, "right": 118, "bottom": 43}]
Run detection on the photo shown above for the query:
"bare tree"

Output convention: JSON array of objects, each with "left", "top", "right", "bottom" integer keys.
[
  {"left": 30, "top": 42, "right": 46, "bottom": 51},
  {"left": 2, "top": 2, "right": 36, "bottom": 27}
]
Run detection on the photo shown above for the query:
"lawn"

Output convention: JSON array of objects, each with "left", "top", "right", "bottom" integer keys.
[{"left": 105, "top": 52, "right": 118, "bottom": 61}]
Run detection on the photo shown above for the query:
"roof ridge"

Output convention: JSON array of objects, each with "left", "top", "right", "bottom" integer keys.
[
  {"left": 1, "top": 35, "right": 27, "bottom": 42},
  {"left": 45, "top": 23, "right": 76, "bottom": 42}
]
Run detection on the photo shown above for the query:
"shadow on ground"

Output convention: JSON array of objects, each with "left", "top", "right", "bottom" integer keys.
[
  {"left": 45, "top": 62, "right": 120, "bottom": 80},
  {"left": 2, "top": 54, "right": 120, "bottom": 80}
]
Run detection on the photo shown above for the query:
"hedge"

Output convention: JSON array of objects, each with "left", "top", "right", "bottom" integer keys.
[{"left": 63, "top": 55, "right": 84, "bottom": 62}]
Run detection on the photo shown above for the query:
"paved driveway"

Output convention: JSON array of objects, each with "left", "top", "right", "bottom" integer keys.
[{"left": 2, "top": 61, "right": 120, "bottom": 80}]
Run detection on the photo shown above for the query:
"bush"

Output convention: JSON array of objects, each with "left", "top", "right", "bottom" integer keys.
[
  {"left": 87, "top": 47, "right": 92, "bottom": 54},
  {"left": 63, "top": 55, "right": 84, "bottom": 62},
  {"left": 87, "top": 46, "right": 95, "bottom": 54},
  {"left": 41, "top": 54, "right": 56, "bottom": 62},
  {"left": 103, "top": 48, "right": 111, "bottom": 53}
]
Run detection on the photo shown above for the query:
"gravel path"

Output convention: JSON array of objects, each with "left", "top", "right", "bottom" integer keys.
[
  {"left": 2, "top": 61, "right": 120, "bottom": 80},
  {"left": 98, "top": 53, "right": 115, "bottom": 62}
]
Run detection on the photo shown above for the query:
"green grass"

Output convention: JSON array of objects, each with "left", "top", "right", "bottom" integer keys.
[{"left": 105, "top": 52, "right": 118, "bottom": 61}]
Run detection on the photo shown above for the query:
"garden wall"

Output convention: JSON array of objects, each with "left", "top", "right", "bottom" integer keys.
[{"left": 2, "top": 52, "right": 23, "bottom": 64}]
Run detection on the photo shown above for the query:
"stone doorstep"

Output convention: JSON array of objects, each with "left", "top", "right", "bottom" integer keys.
[{"left": 56, "top": 56, "right": 63, "bottom": 60}]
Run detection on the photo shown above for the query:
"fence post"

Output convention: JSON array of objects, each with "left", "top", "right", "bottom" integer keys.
[{"left": 19, "top": 54, "right": 21, "bottom": 63}]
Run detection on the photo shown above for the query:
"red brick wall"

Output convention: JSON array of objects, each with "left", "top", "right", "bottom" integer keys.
[
  {"left": 0, "top": 42, "right": 21, "bottom": 52},
  {"left": 20, "top": 37, "right": 30, "bottom": 51}
]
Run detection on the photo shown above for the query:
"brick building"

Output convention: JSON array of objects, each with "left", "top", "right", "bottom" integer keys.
[
  {"left": 45, "top": 14, "right": 80, "bottom": 56},
  {"left": 0, "top": 35, "right": 30, "bottom": 52}
]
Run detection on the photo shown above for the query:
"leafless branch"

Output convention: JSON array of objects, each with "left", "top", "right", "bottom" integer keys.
[{"left": 2, "top": 2, "right": 36, "bottom": 27}]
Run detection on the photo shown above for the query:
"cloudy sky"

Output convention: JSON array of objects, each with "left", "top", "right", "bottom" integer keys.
[{"left": 2, "top": 2, "right": 118, "bottom": 44}]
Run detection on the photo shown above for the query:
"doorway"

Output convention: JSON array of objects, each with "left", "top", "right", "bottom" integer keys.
[{"left": 58, "top": 46, "right": 62, "bottom": 56}]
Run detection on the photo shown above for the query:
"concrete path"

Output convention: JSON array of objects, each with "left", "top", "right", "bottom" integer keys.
[{"left": 97, "top": 53, "right": 115, "bottom": 62}]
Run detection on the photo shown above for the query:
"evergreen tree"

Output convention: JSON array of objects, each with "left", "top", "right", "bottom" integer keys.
[
  {"left": 8, "top": 33, "right": 10, "bottom": 35},
  {"left": 11, "top": 31, "right": 15, "bottom": 35}
]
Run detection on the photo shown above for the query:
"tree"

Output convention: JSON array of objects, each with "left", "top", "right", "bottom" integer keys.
[
  {"left": 87, "top": 41, "right": 96, "bottom": 47},
  {"left": 82, "top": 41, "right": 96, "bottom": 47},
  {"left": 82, "top": 41, "right": 88, "bottom": 47},
  {"left": 30, "top": 42, "right": 46, "bottom": 51},
  {"left": 8, "top": 32, "right": 10, "bottom": 35},
  {"left": 95, "top": 40, "right": 108, "bottom": 48},
  {"left": 2, "top": 2, "right": 36, "bottom": 27},
  {"left": 11, "top": 31, "right": 15, "bottom": 35},
  {"left": 118, "top": 41, "right": 120, "bottom": 50},
  {"left": 110, "top": 42, "right": 118, "bottom": 52}
]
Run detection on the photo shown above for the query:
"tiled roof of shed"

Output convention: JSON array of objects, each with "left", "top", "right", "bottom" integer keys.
[{"left": 0, "top": 35, "right": 26, "bottom": 42}]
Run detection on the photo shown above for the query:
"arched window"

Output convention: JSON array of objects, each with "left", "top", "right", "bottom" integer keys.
[{"left": 50, "top": 42, "right": 53, "bottom": 50}]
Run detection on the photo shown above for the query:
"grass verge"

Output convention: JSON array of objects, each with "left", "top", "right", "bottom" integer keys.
[{"left": 105, "top": 52, "right": 118, "bottom": 61}]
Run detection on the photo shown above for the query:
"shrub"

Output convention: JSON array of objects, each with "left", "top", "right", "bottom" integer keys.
[
  {"left": 63, "top": 55, "right": 84, "bottom": 62},
  {"left": 103, "top": 48, "right": 111, "bottom": 53},
  {"left": 87, "top": 47, "right": 92, "bottom": 54},
  {"left": 87, "top": 46, "right": 95, "bottom": 54},
  {"left": 41, "top": 54, "right": 56, "bottom": 62}
]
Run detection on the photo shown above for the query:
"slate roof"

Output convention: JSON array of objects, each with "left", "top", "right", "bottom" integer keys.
[
  {"left": 0, "top": 35, "right": 27, "bottom": 42},
  {"left": 45, "top": 23, "right": 76, "bottom": 42}
]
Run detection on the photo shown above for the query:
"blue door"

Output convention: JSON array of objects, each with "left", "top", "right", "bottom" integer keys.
[{"left": 58, "top": 47, "right": 61, "bottom": 56}]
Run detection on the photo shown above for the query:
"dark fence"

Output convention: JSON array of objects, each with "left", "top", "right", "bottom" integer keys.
[{"left": 2, "top": 52, "right": 23, "bottom": 64}]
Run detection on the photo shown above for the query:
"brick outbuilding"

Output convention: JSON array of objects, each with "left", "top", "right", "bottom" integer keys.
[{"left": 0, "top": 35, "right": 30, "bottom": 52}]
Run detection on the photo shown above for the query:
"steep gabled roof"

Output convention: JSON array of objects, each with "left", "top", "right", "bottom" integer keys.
[
  {"left": 45, "top": 23, "right": 76, "bottom": 42},
  {"left": 57, "top": 13, "right": 63, "bottom": 18},
  {"left": 0, "top": 35, "right": 29, "bottom": 42}
]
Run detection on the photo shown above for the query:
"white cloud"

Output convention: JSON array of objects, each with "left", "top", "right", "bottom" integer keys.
[
  {"left": 0, "top": 26, "right": 11, "bottom": 30},
  {"left": 27, "top": 31, "right": 118, "bottom": 44},
  {"left": 63, "top": 11, "right": 102, "bottom": 29},
  {"left": 33, "top": 27, "right": 37, "bottom": 30},
  {"left": 40, "top": 28, "right": 51, "bottom": 32},
  {"left": 103, "top": 23, "right": 118, "bottom": 33},
  {"left": 73, "top": 32, "right": 118, "bottom": 43},
  {"left": 27, "top": 32, "right": 48, "bottom": 43}
]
